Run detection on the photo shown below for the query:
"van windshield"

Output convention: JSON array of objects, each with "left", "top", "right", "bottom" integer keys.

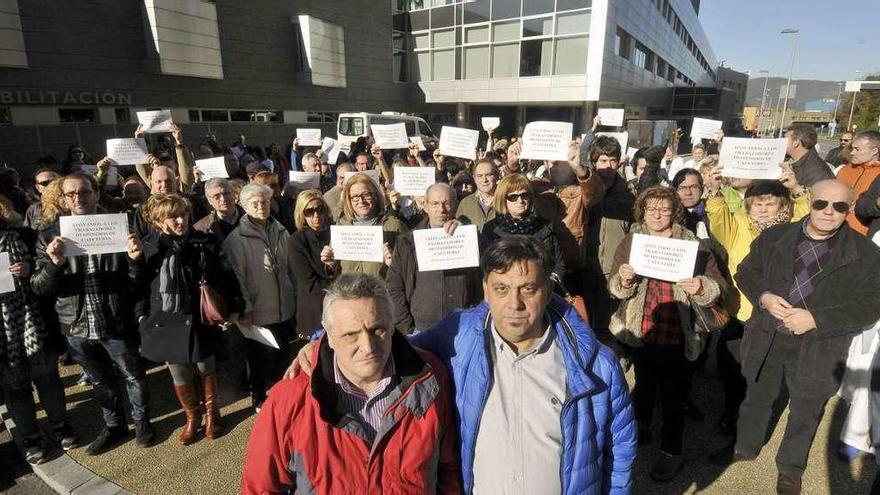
[{"left": 339, "top": 117, "right": 364, "bottom": 136}]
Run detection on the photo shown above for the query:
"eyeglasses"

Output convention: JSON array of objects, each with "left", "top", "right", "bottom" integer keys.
[
  {"left": 811, "top": 199, "right": 850, "bottom": 213},
  {"left": 645, "top": 207, "right": 674, "bottom": 216},
  {"left": 505, "top": 192, "right": 531, "bottom": 203},
  {"left": 677, "top": 184, "right": 702, "bottom": 193},
  {"left": 63, "top": 190, "right": 92, "bottom": 199},
  {"left": 349, "top": 192, "right": 374, "bottom": 204},
  {"left": 37, "top": 180, "right": 54, "bottom": 187},
  {"left": 303, "top": 207, "right": 324, "bottom": 217},
  {"left": 840, "top": 138, "right": 852, "bottom": 143}
]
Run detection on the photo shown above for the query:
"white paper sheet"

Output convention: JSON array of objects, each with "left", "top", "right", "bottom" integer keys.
[
  {"left": 59, "top": 213, "right": 129, "bottom": 257},
  {"left": 439, "top": 126, "right": 479, "bottom": 160},
  {"left": 626, "top": 147, "right": 640, "bottom": 159},
  {"left": 690, "top": 118, "right": 723, "bottom": 141},
  {"left": 0, "top": 252, "right": 14, "bottom": 294},
  {"left": 136, "top": 110, "right": 173, "bottom": 133},
  {"left": 519, "top": 121, "right": 573, "bottom": 161},
  {"left": 596, "top": 132, "right": 629, "bottom": 155},
  {"left": 79, "top": 165, "right": 119, "bottom": 187},
  {"left": 330, "top": 225, "right": 385, "bottom": 263},
  {"left": 370, "top": 123, "right": 410, "bottom": 149},
  {"left": 106, "top": 138, "right": 149, "bottom": 165},
  {"left": 288, "top": 171, "right": 322, "bottom": 189},
  {"left": 718, "top": 138, "right": 787, "bottom": 180},
  {"left": 296, "top": 128, "right": 322, "bottom": 147},
  {"left": 628, "top": 233, "right": 699, "bottom": 282},
  {"left": 234, "top": 318, "right": 280, "bottom": 349},
  {"left": 597, "top": 108, "right": 625, "bottom": 127},
  {"left": 409, "top": 136, "right": 426, "bottom": 151},
  {"left": 413, "top": 225, "right": 480, "bottom": 272},
  {"left": 393, "top": 166, "right": 435, "bottom": 196},
  {"left": 481, "top": 117, "right": 500, "bottom": 131},
  {"left": 321, "top": 136, "right": 342, "bottom": 165},
  {"left": 195, "top": 156, "right": 229, "bottom": 181}
]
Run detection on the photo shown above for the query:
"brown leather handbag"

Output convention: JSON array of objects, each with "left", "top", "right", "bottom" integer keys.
[
  {"left": 551, "top": 274, "right": 590, "bottom": 325},
  {"left": 199, "top": 248, "right": 228, "bottom": 326},
  {"left": 688, "top": 294, "right": 730, "bottom": 334}
]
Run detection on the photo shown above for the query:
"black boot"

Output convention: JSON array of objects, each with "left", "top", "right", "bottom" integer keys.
[{"left": 85, "top": 425, "right": 129, "bottom": 455}]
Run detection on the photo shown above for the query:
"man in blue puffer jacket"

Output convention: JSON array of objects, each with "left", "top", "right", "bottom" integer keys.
[{"left": 410, "top": 236, "right": 636, "bottom": 494}]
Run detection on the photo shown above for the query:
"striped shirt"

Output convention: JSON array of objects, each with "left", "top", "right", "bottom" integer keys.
[{"left": 333, "top": 356, "right": 397, "bottom": 443}]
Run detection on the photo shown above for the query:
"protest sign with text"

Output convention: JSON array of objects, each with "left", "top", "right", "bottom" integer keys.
[
  {"left": 629, "top": 233, "right": 699, "bottom": 282},
  {"left": 413, "top": 225, "right": 480, "bottom": 272},
  {"left": 195, "top": 156, "right": 229, "bottom": 181},
  {"left": 481, "top": 117, "right": 500, "bottom": 131},
  {"left": 597, "top": 108, "right": 625, "bottom": 127},
  {"left": 330, "top": 225, "right": 384, "bottom": 263},
  {"left": 409, "top": 136, "right": 426, "bottom": 151},
  {"left": 59, "top": 213, "right": 129, "bottom": 257},
  {"left": 439, "top": 126, "right": 479, "bottom": 160},
  {"left": 519, "top": 121, "right": 573, "bottom": 161},
  {"left": 322, "top": 136, "right": 342, "bottom": 164},
  {"left": 393, "top": 166, "right": 435, "bottom": 196},
  {"left": 690, "top": 118, "right": 723, "bottom": 141},
  {"left": 136, "top": 110, "right": 173, "bottom": 133},
  {"left": 296, "top": 128, "right": 322, "bottom": 147},
  {"left": 718, "top": 138, "right": 786, "bottom": 179},
  {"left": 288, "top": 171, "right": 321, "bottom": 190},
  {"left": 371, "top": 123, "right": 410, "bottom": 149},
  {"left": 106, "top": 138, "right": 149, "bottom": 165}
]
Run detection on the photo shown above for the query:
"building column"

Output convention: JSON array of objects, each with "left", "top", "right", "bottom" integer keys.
[
  {"left": 456, "top": 102, "right": 468, "bottom": 127},
  {"left": 515, "top": 106, "right": 527, "bottom": 136},
  {"left": 580, "top": 101, "right": 597, "bottom": 133}
]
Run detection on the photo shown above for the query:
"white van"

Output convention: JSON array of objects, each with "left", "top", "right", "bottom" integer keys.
[{"left": 337, "top": 112, "right": 436, "bottom": 152}]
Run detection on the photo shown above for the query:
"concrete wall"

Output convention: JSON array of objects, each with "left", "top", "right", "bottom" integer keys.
[{"left": 0, "top": 0, "right": 26, "bottom": 68}]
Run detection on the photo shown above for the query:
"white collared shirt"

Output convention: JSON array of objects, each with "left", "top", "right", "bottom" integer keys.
[{"left": 471, "top": 322, "right": 568, "bottom": 495}]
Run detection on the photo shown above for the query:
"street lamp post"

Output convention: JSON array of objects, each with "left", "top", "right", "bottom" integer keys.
[
  {"left": 777, "top": 28, "right": 799, "bottom": 138},
  {"left": 758, "top": 70, "right": 770, "bottom": 136},
  {"left": 848, "top": 70, "right": 862, "bottom": 131},
  {"left": 831, "top": 82, "right": 843, "bottom": 136}
]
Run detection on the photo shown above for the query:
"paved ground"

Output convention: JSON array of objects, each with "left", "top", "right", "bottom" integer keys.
[
  {"left": 0, "top": 427, "right": 55, "bottom": 495},
  {"left": 27, "top": 338, "right": 879, "bottom": 494}
]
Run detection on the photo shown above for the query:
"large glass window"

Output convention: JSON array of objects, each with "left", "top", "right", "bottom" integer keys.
[
  {"left": 492, "top": 43, "right": 519, "bottom": 77},
  {"left": 491, "top": 0, "right": 520, "bottom": 20},
  {"left": 432, "top": 29, "right": 455, "bottom": 48},
  {"left": 557, "top": 0, "right": 591, "bottom": 10},
  {"left": 522, "top": 0, "right": 555, "bottom": 16},
  {"left": 59, "top": 108, "right": 97, "bottom": 123},
  {"left": 522, "top": 16, "right": 553, "bottom": 38},
  {"left": 415, "top": 51, "right": 431, "bottom": 80},
  {"left": 432, "top": 49, "right": 455, "bottom": 80},
  {"left": 519, "top": 38, "right": 552, "bottom": 77},
  {"left": 492, "top": 20, "right": 519, "bottom": 42},
  {"left": 465, "top": 25, "right": 489, "bottom": 43},
  {"left": 410, "top": 10, "right": 429, "bottom": 31},
  {"left": 431, "top": 5, "right": 454, "bottom": 28},
  {"left": 553, "top": 35, "right": 588, "bottom": 75},
  {"left": 463, "top": 0, "right": 489, "bottom": 23},
  {"left": 464, "top": 45, "right": 490, "bottom": 79},
  {"left": 556, "top": 11, "right": 590, "bottom": 35},
  {"left": 413, "top": 32, "right": 430, "bottom": 49}
]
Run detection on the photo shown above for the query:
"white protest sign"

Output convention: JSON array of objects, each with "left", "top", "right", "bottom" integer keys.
[
  {"left": 596, "top": 132, "right": 629, "bottom": 154},
  {"left": 232, "top": 316, "right": 280, "bottom": 349},
  {"left": 136, "top": 110, "right": 173, "bottom": 133},
  {"left": 330, "top": 225, "right": 384, "bottom": 263},
  {"left": 322, "top": 136, "right": 341, "bottom": 165},
  {"left": 718, "top": 138, "right": 787, "bottom": 180},
  {"left": 439, "top": 126, "right": 479, "bottom": 160},
  {"left": 628, "top": 233, "right": 699, "bottom": 282},
  {"left": 344, "top": 170, "right": 382, "bottom": 190},
  {"left": 597, "top": 108, "right": 625, "bottom": 127},
  {"left": 106, "top": 138, "right": 149, "bottom": 165},
  {"left": 195, "top": 156, "right": 229, "bottom": 181},
  {"left": 370, "top": 123, "right": 410, "bottom": 149},
  {"left": 626, "top": 147, "right": 639, "bottom": 159},
  {"left": 393, "top": 166, "right": 435, "bottom": 196},
  {"left": 481, "top": 117, "right": 500, "bottom": 131},
  {"left": 288, "top": 171, "right": 321, "bottom": 190},
  {"left": 519, "top": 121, "right": 573, "bottom": 161},
  {"left": 79, "top": 165, "right": 119, "bottom": 187},
  {"left": 845, "top": 81, "right": 862, "bottom": 92},
  {"left": 296, "top": 128, "right": 322, "bottom": 147},
  {"left": 413, "top": 224, "right": 480, "bottom": 272},
  {"left": 0, "top": 252, "right": 14, "bottom": 294},
  {"left": 409, "top": 136, "right": 426, "bottom": 151},
  {"left": 59, "top": 213, "right": 129, "bottom": 257},
  {"left": 690, "top": 118, "right": 723, "bottom": 141}
]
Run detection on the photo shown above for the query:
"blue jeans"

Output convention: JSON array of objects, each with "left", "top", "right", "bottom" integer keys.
[
  {"left": 0, "top": 354, "right": 68, "bottom": 439},
  {"left": 66, "top": 336, "right": 150, "bottom": 427}
]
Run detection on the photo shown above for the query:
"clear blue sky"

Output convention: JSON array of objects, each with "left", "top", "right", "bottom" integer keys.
[{"left": 699, "top": 0, "right": 879, "bottom": 81}]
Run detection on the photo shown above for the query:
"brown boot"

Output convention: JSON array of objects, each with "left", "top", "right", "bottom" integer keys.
[
  {"left": 173, "top": 383, "right": 202, "bottom": 446},
  {"left": 203, "top": 374, "right": 225, "bottom": 439}
]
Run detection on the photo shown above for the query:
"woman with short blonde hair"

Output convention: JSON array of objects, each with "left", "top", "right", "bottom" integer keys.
[{"left": 288, "top": 190, "right": 335, "bottom": 336}]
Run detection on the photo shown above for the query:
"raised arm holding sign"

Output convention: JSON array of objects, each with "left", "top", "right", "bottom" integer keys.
[
  {"left": 519, "top": 121, "right": 573, "bottom": 161},
  {"left": 136, "top": 110, "right": 173, "bottom": 133},
  {"left": 106, "top": 138, "right": 149, "bottom": 165},
  {"left": 393, "top": 166, "right": 435, "bottom": 196},
  {"left": 481, "top": 117, "right": 500, "bottom": 132},
  {"left": 439, "top": 126, "right": 479, "bottom": 160},
  {"left": 413, "top": 225, "right": 480, "bottom": 272},
  {"left": 195, "top": 157, "right": 229, "bottom": 181},
  {"left": 597, "top": 109, "right": 625, "bottom": 127},
  {"left": 718, "top": 137, "right": 787, "bottom": 179},
  {"left": 370, "top": 123, "right": 410, "bottom": 149},
  {"left": 690, "top": 118, "right": 723, "bottom": 141},
  {"left": 289, "top": 171, "right": 322, "bottom": 190},
  {"left": 628, "top": 233, "right": 699, "bottom": 282},
  {"left": 296, "top": 128, "right": 322, "bottom": 147}
]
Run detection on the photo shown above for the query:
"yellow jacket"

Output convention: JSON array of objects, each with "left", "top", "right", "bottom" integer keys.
[{"left": 705, "top": 192, "right": 811, "bottom": 321}]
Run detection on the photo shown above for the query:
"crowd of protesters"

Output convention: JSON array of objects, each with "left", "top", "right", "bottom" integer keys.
[{"left": 1, "top": 117, "right": 880, "bottom": 495}]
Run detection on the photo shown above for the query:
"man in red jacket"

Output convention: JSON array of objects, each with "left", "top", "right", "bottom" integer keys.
[{"left": 241, "top": 273, "right": 461, "bottom": 494}]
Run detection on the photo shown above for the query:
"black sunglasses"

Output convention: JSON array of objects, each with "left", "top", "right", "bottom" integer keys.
[
  {"left": 37, "top": 179, "right": 53, "bottom": 187},
  {"left": 811, "top": 199, "right": 850, "bottom": 213},
  {"left": 303, "top": 206, "right": 324, "bottom": 217},
  {"left": 506, "top": 192, "right": 531, "bottom": 203}
]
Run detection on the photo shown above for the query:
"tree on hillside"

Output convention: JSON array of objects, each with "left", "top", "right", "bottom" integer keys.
[{"left": 836, "top": 74, "right": 880, "bottom": 132}]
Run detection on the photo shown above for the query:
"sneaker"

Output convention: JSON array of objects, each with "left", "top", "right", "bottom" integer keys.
[
  {"left": 134, "top": 420, "right": 155, "bottom": 448},
  {"left": 23, "top": 436, "right": 47, "bottom": 465},
  {"left": 649, "top": 451, "right": 682, "bottom": 482},
  {"left": 52, "top": 423, "right": 80, "bottom": 451},
  {"left": 85, "top": 426, "right": 128, "bottom": 455}
]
